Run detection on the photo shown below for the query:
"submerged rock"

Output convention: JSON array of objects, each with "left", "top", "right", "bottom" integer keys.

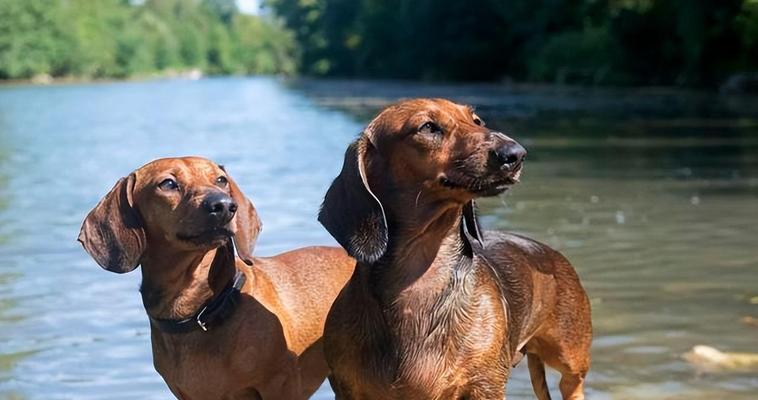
[{"left": 684, "top": 345, "right": 758, "bottom": 372}]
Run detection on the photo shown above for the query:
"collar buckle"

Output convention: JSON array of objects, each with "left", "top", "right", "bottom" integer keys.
[{"left": 196, "top": 306, "right": 209, "bottom": 332}]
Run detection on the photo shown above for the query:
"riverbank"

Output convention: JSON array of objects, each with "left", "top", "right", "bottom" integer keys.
[
  {"left": 0, "top": 68, "right": 207, "bottom": 87},
  {"left": 287, "top": 78, "right": 758, "bottom": 120},
  {"left": 5, "top": 73, "right": 756, "bottom": 123}
]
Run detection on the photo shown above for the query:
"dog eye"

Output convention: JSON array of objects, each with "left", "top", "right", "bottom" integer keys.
[
  {"left": 216, "top": 176, "right": 228, "bottom": 186},
  {"left": 419, "top": 122, "right": 442, "bottom": 135},
  {"left": 158, "top": 178, "right": 179, "bottom": 191},
  {"left": 473, "top": 117, "right": 484, "bottom": 126}
]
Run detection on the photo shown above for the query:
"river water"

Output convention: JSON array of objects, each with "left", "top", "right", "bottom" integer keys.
[{"left": 0, "top": 77, "right": 756, "bottom": 399}]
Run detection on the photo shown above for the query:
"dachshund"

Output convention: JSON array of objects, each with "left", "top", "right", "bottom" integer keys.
[
  {"left": 318, "top": 99, "right": 592, "bottom": 399},
  {"left": 79, "top": 156, "right": 354, "bottom": 399}
]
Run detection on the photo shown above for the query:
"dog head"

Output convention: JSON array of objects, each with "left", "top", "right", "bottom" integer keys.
[
  {"left": 319, "top": 98, "right": 525, "bottom": 262},
  {"left": 79, "top": 157, "right": 261, "bottom": 273}
]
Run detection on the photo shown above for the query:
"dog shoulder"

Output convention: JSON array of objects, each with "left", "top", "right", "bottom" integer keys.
[
  {"left": 479, "top": 230, "right": 575, "bottom": 274},
  {"left": 481, "top": 231, "right": 555, "bottom": 256},
  {"left": 261, "top": 246, "right": 351, "bottom": 267}
]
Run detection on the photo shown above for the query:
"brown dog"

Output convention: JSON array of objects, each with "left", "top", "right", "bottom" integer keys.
[
  {"left": 318, "top": 99, "right": 592, "bottom": 399},
  {"left": 79, "top": 157, "right": 354, "bottom": 399}
]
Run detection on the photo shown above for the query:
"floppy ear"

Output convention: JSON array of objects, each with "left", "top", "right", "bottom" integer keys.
[
  {"left": 318, "top": 138, "right": 388, "bottom": 263},
  {"left": 221, "top": 167, "right": 261, "bottom": 266},
  {"left": 78, "top": 174, "right": 146, "bottom": 273}
]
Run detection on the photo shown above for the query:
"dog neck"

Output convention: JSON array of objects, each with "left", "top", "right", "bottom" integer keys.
[
  {"left": 370, "top": 189, "right": 470, "bottom": 302},
  {"left": 361, "top": 189, "right": 485, "bottom": 381},
  {"left": 139, "top": 241, "right": 238, "bottom": 321}
]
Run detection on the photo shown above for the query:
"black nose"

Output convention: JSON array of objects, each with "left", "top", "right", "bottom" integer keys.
[
  {"left": 202, "top": 193, "right": 237, "bottom": 223},
  {"left": 491, "top": 141, "right": 527, "bottom": 170}
]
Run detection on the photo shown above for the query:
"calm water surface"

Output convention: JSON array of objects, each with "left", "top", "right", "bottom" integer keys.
[{"left": 0, "top": 77, "right": 756, "bottom": 399}]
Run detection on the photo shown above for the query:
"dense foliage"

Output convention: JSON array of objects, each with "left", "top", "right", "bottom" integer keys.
[
  {"left": 266, "top": 0, "right": 758, "bottom": 86},
  {"left": 2, "top": 0, "right": 756, "bottom": 86},
  {"left": 0, "top": 0, "right": 297, "bottom": 80}
]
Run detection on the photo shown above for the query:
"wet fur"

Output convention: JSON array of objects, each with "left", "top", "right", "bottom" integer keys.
[
  {"left": 319, "top": 99, "right": 592, "bottom": 399},
  {"left": 79, "top": 157, "right": 355, "bottom": 399}
]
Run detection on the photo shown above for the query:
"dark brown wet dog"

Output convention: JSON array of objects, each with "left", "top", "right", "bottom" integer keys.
[
  {"left": 79, "top": 157, "right": 354, "bottom": 399},
  {"left": 318, "top": 99, "right": 592, "bottom": 399}
]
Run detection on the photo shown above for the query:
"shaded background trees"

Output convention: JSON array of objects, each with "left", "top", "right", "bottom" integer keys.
[{"left": 266, "top": 0, "right": 758, "bottom": 87}]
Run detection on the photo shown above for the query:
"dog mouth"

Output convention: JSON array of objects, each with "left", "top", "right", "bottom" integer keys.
[
  {"left": 176, "top": 226, "right": 234, "bottom": 245},
  {"left": 440, "top": 166, "right": 523, "bottom": 196}
]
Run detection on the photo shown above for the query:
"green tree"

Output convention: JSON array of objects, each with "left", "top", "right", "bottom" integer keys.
[
  {"left": 0, "top": 0, "right": 67, "bottom": 78},
  {"left": 0, "top": 0, "right": 298, "bottom": 80},
  {"left": 233, "top": 14, "right": 298, "bottom": 74},
  {"left": 203, "top": 0, "right": 239, "bottom": 25}
]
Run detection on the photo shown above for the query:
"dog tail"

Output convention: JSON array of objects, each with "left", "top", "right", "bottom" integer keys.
[{"left": 527, "top": 352, "right": 552, "bottom": 400}]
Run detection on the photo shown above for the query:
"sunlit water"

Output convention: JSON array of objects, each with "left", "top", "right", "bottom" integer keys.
[{"left": 0, "top": 77, "right": 756, "bottom": 399}]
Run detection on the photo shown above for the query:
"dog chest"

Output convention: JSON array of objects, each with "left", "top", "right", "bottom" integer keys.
[{"left": 326, "top": 273, "right": 509, "bottom": 398}]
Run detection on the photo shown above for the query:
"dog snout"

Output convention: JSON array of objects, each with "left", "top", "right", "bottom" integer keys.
[
  {"left": 202, "top": 192, "right": 237, "bottom": 224},
  {"left": 488, "top": 133, "right": 526, "bottom": 170}
]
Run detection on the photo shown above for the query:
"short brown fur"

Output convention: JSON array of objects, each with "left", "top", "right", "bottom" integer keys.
[
  {"left": 79, "top": 157, "right": 354, "bottom": 399},
  {"left": 319, "top": 99, "right": 592, "bottom": 399}
]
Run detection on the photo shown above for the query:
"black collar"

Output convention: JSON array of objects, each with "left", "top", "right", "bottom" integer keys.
[{"left": 149, "top": 270, "right": 247, "bottom": 334}]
